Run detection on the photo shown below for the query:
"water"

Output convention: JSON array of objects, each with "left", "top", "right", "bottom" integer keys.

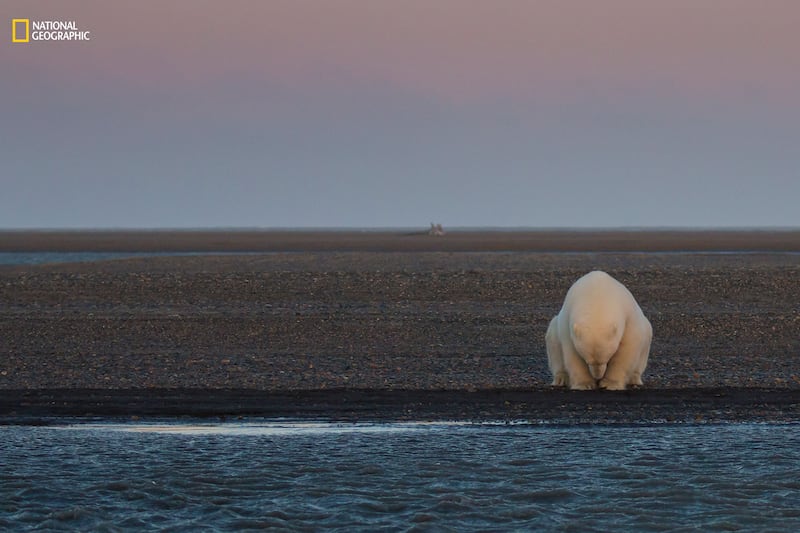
[
  {"left": 3, "top": 422, "right": 800, "bottom": 531},
  {"left": 0, "top": 252, "right": 181, "bottom": 266},
  {"left": 4, "top": 250, "right": 799, "bottom": 267},
  {"left": 0, "top": 251, "right": 274, "bottom": 266}
]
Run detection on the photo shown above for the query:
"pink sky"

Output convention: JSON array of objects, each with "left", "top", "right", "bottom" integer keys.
[
  {"left": 3, "top": 1, "right": 800, "bottom": 227},
  {"left": 6, "top": 1, "right": 800, "bottom": 105}
]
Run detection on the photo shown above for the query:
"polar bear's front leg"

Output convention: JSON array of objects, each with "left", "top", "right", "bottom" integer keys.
[
  {"left": 545, "top": 317, "right": 569, "bottom": 386},
  {"left": 599, "top": 331, "right": 642, "bottom": 390},
  {"left": 562, "top": 345, "right": 597, "bottom": 390}
]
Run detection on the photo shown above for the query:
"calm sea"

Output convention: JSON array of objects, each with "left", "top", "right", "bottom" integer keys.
[
  {"left": 0, "top": 252, "right": 223, "bottom": 266},
  {"left": 3, "top": 250, "right": 799, "bottom": 267},
  {"left": 2, "top": 421, "right": 800, "bottom": 531}
]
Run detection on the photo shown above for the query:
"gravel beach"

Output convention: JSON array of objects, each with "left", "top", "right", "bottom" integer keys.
[{"left": 1, "top": 230, "right": 799, "bottom": 423}]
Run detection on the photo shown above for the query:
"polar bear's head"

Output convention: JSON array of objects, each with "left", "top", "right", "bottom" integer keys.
[{"left": 571, "top": 321, "right": 624, "bottom": 380}]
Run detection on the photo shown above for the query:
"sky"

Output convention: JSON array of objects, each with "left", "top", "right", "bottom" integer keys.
[{"left": 2, "top": 0, "right": 799, "bottom": 228}]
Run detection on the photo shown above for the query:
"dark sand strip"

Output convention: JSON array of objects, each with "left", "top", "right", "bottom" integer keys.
[{"left": 2, "top": 388, "right": 800, "bottom": 424}]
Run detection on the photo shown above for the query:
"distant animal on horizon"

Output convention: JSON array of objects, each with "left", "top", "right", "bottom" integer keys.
[
  {"left": 428, "top": 223, "right": 445, "bottom": 236},
  {"left": 545, "top": 271, "right": 652, "bottom": 390}
]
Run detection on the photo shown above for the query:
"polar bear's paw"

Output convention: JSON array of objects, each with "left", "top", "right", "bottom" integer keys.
[
  {"left": 598, "top": 378, "right": 626, "bottom": 391},
  {"left": 570, "top": 380, "right": 598, "bottom": 391},
  {"left": 551, "top": 372, "right": 569, "bottom": 387}
]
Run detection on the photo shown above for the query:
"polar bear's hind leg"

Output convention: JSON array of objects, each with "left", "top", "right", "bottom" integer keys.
[{"left": 546, "top": 317, "right": 569, "bottom": 387}]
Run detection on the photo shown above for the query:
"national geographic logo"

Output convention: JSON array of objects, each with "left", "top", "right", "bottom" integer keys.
[
  {"left": 11, "top": 18, "right": 28, "bottom": 42},
  {"left": 12, "top": 18, "right": 91, "bottom": 43}
]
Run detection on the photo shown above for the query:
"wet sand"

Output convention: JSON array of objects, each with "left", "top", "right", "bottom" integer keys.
[
  {"left": 1, "top": 230, "right": 799, "bottom": 423},
  {"left": 4, "top": 388, "right": 800, "bottom": 425}
]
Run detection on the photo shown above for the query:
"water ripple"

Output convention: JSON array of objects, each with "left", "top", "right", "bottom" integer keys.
[{"left": 2, "top": 422, "right": 800, "bottom": 530}]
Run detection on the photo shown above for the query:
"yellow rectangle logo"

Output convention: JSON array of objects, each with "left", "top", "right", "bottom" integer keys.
[{"left": 12, "top": 18, "right": 29, "bottom": 43}]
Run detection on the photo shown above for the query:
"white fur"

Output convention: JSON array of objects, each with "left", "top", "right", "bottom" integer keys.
[{"left": 545, "top": 271, "right": 652, "bottom": 390}]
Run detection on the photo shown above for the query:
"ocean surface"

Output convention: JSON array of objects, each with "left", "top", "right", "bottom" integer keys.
[
  {"left": 3, "top": 250, "right": 800, "bottom": 268},
  {"left": 0, "top": 252, "right": 251, "bottom": 266},
  {"left": 0, "top": 252, "right": 167, "bottom": 266},
  {"left": 3, "top": 421, "right": 800, "bottom": 531}
]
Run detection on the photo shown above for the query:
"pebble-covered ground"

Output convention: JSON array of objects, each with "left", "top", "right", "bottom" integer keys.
[{"left": 1, "top": 251, "right": 798, "bottom": 394}]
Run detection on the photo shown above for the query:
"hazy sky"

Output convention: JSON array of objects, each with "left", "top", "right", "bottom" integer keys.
[{"left": 2, "top": 1, "right": 799, "bottom": 228}]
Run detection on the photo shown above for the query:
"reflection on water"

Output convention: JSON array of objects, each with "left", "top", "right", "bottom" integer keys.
[
  {"left": 0, "top": 251, "right": 265, "bottom": 266},
  {"left": 0, "top": 252, "right": 158, "bottom": 265},
  {"left": 3, "top": 422, "right": 800, "bottom": 531},
  {"left": 63, "top": 420, "right": 470, "bottom": 436},
  {"left": 3, "top": 250, "right": 800, "bottom": 267}
]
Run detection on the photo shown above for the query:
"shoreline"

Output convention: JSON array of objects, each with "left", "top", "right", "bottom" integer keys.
[
  {"left": 3, "top": 387, "right": 800, "bottom": 425},
  {"left": 2, "top": 229, "right": 800, "bottom": 252}
]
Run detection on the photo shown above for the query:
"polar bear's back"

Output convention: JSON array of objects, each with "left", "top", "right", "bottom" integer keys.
[{"left": 562, "top": 270, "right": 638, "bottom": 319}]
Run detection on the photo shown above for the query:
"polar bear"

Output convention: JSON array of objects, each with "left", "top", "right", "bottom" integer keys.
[{"left": 545, "top": 271, "right": 652, "bottom": 390}]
